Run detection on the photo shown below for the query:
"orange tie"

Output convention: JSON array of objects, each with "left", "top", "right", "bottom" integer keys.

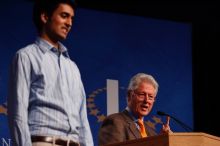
[{"left": 137, "top": 119, "right": 147, "bottom": 137}]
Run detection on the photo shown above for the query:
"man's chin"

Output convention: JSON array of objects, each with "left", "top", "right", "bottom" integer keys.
[
  {"left": 60, "top": 36, "right": 67, "bottom": 40},
  {"left": 140, "top": 110, "right": 150, "bottom": 116},
  {"left": 58, "top": 34, "right": 68, "bottom": 40}
]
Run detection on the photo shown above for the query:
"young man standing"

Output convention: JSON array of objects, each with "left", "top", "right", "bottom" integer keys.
[{"left": 7, "top": 0, "right": 94, "bottom": 146}]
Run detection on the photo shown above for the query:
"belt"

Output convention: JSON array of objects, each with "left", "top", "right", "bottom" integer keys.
[{"left": 31, "top": 136, "right": 79, "bottom": 146}]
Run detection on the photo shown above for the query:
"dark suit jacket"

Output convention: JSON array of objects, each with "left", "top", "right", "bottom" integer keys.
[{"left": 98, "top": 110, "right": 156, "bottom": 146}]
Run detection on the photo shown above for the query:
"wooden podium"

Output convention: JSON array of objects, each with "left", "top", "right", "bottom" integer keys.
[{"left": 102, "top": 132, "right": 220, "bottom": 146}]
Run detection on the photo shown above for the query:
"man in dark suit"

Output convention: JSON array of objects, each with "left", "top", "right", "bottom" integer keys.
[{"left": 98, "top": 73, "right": 171, "bottom": 145}]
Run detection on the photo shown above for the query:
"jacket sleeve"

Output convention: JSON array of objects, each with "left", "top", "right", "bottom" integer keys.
[{"left": 98, "top": 115, "right": 126, "bottom": 146}]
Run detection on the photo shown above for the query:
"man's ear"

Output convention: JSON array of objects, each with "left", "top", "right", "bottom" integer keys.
[
  {"left": 40, "top": 13, "right": 49, "bottom": 24},
  {"left": 127, "top": 90, "right": 133, "bottom": 101},
  {"left": 127, "top": 90, "right": 133, "bottom": 97}
]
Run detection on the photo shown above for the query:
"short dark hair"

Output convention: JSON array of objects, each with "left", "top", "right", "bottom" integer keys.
[{"left": 33, "top": 0, "right": 76, "bottom": 33}]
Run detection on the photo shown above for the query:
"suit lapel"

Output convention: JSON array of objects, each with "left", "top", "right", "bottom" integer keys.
[{"left": 121, "top": 110, "right": 142, "bottom": 139}]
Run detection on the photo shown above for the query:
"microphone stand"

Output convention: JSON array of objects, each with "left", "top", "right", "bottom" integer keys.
[{"left": 169, "top": 115, "right": 193, "bottom": 132}]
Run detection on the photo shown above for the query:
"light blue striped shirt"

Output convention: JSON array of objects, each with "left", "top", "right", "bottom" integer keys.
[{"left": 7, "top": 38, "right": 94, "bottom": 146}]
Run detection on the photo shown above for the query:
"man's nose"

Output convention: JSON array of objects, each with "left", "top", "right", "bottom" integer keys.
[
  {"left": 66, "top": 18, "right": 72, "bottom": 28},
  {"left": 144, "top": 94, "right": 154, "bottom": 102}
]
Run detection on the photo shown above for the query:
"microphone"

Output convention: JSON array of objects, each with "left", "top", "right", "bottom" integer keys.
[{"left": 157, "top": 111, "right": 193, "bottom": 132}]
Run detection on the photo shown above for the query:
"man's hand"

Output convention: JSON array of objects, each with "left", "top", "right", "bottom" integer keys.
[{"left": 161, "top": 116, "right": 173, "bottom": 134}]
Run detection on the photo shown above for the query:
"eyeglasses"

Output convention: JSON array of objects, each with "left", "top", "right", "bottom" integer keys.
[{"left": 133, "top": 91, "right": 155, "bottom": 102}]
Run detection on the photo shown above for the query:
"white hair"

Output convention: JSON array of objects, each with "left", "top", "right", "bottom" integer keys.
[{"left": 127, "top": 73, "right": 159, "bottom": 95}]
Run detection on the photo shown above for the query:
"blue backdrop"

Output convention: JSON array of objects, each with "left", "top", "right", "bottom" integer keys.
[{"left": 0, "top": 1, "right": 192, "bottom": 146}]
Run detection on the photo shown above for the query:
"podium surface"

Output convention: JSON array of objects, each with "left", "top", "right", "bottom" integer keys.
[{"left": 102, "top": 132, "right": 220, "bottom": 146}]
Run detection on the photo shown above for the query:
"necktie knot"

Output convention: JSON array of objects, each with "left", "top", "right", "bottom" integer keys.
[{"left": 137, "top": 119, "right": 147, "bottom": 138}]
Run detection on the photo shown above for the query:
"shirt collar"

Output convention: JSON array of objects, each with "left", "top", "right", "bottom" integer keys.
[
  {"left": 126, "top": 106, "right": 144, "bottom": 122},
  {"left": 35, "top": 37, "right": 69, "bottom": 58}
]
